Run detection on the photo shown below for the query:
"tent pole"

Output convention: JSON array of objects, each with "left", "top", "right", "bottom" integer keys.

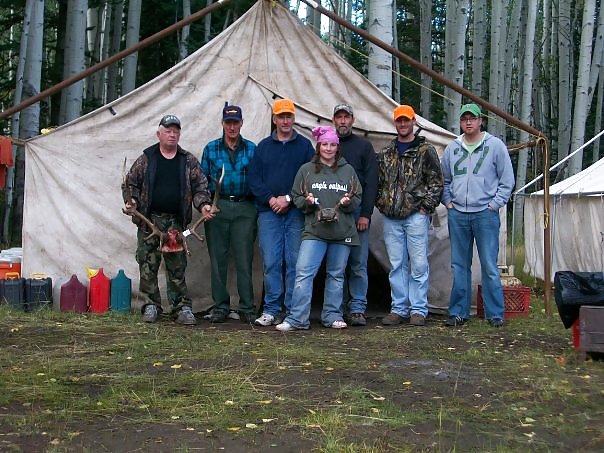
[
  {"left": 299, "top": 0, "right": 553, "bottom": 313},
  {"left": 0, "top": 0, "right": 231, "bottom": 121}
]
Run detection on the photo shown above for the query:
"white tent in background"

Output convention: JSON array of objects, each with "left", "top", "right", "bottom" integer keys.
[
  {"left": 23, "top": 0, "right": 459, "bottom": 313},
  {"left": 524, "top": 156, "right": 604, "bottom": 280}
]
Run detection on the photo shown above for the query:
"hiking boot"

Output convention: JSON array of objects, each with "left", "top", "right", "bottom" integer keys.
[
  {"left": 275, "top": 321, "right": 296, "bottom": 332},
  {"left": 142, "top": 304, "right": 158, "bottom": 323},
  {"left": 445, "top": 315, "right": 467, "bottom": 327},
  {"left": 382, "top": 312, "right": 406, "bottom": 326},
  {"left": 410, "top": 313, "right": 426, "bottom": 326},
  {"left": 239, "top": 312, "right": 257, "bottom": 324},
  {"left": 209, "top": 310, "right": 228, "bottom": 323},
  {"left": 349, "top": 312, "right": 367, "bottom": 326},
  {"left": 175, "top": 306, "right": 197, "bottom": 326},
  {"left": 488, "top": 318, "right": 504, "bottom": 328},
  {"left": 331, "top": 319, "right": 348, "bottom": 329},
  {"left": 254, "top": 313, "right": 275, "bottom": 326}
]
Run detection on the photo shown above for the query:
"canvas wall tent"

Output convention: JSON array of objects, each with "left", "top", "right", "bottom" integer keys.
[
  {"left": 23, "top": 0, "right": 464, "bottom": 313},
  {"left": 524, "top": 156, "right": 604, "bottom": 280}
]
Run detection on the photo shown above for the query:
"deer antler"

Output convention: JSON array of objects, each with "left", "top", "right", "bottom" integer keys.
[
  {"left": 121, "top": 157, "right": 164, "bottom": 245},
  {"left": 181, "top": 164, "right": 225, "bottom": 252},
  {"left": 334, "top": 177, "right": 358, "bottom": 210}
]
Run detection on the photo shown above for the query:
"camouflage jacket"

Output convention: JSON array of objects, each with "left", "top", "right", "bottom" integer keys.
[
  {"left": 375, "top": 135, "right": 444, "bottom": 219},
  {"left": 122, "top": 143, "right": 211, "bottom": 229}
]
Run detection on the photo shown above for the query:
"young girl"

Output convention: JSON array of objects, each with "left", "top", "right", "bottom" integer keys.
[{"left": 276, "top": 126, "right": 362, "bottom": 331}]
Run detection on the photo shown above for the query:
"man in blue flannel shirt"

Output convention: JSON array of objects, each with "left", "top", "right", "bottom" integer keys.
[{"left": 200, "top": 104, "right": 258, "bottom": 324}]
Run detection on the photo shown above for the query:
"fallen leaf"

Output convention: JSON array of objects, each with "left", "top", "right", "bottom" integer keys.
[
  {"left": 226, "top": 427, "right": 241, "bottom": 432},
  {"left": 308, "top": 409, "right": 316, "bottom": 414},
  {"left": 306, "top": 424, "right": 321, "bottom": 428},
  {"left": 153, "top": 362, "right": 163, "bottom": 367},
  {"left": 170, "top": 364, "right": 182, "bottom": 369},
  {"left": 245, "top": 423, "right": 258, "bottom": 428},
  {"left": 371, "top": 408, "right": 380, "bottom": 413},
  {"left": 325, "top": 367, "right": 334, "bottom": 371},
  {"left": 523, "top": 432, "right": 535, "bottom": 439},
  {"left": 525, "top": 417, "right": 536, "bottom": 423},
  {"left": 171, "top": 415, "right": 179, "bottom": 420},
  {"left": 256, "top": 400, "right": 272, "bottom": 404},
  {"left": 225, "top": 400, "right": 235, "bottom": 405},
  {"left": 261, "top": 418, "right": 276, "bottom": 423},
  {"left": 373, "top": 396, "right": 385, "bottom": 401},
  {"left": 402, "top": 381, "right": 412, "bottom": 385}
]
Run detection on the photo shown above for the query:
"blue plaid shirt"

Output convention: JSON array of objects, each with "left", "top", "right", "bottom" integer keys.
[{"left": 200, "top": 135, "right": 256, "bottom": 197}]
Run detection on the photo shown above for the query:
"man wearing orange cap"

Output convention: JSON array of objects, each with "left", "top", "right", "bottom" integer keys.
[
  {"left": 375, "top": 105, "right": 443, "bottom": 327},
  {"left": 248, "top": 99, "right": 314, "bottom": 326}
]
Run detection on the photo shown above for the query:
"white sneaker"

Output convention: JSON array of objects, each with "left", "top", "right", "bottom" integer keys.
[
  {"left": 254, "top": 313, "right": 275, "bottom": 326},
  {"left": 276, "top": 321, "right": 296, "bottom": 332},
  {"left": 331, "top": 319, "right": 348, "bottom": 329}
]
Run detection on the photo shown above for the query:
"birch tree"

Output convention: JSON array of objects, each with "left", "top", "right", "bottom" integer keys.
[
  {"left": 122, "top": 0, "right": 141, "bottom": 95},
  {"left": 367, "top": 0, "right": 393, "bottom": 97},
  {"left": 488, "top": 0, "right": 504, "bottom": 138},
  {"left": 443, "top": 0, "right": 467, "bottom": 132},
  {"left": 59, "top": 0, "right": 87, "bottom": 124}
]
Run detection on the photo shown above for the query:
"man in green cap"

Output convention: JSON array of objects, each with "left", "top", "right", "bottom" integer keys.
[{"left": 441, "top": 104, "right": 515, "bottom": 328}]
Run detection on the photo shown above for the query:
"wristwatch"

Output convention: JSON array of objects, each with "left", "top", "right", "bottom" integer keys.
[{"left": 285, "top": 195, "right": 292, "bottom": 203}]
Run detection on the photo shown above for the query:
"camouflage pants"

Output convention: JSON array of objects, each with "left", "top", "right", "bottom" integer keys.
[{"left": 136, "top": 213, "right": 191, "bottom": 314}]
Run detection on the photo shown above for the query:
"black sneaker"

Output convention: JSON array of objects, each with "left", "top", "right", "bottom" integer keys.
[
  {"left": 209, "top": 310, "right": 229, "bottom": 323},
  {"left": 445, "top": 315, "right": 467, "bottom": 327},
  {"left": 349, "top": 313, "right": 367, "bottom": 326},
  {"left": 488, "top": 318, "right": 504, "bottom": 328},
  {"left": 239, "top": 312, "right": 257, "bottom": 324}
]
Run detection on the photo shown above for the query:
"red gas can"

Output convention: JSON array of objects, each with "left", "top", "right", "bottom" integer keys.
[
  {"left": 60, "top": 275, "right": 88, "bottom": 313},
  {"left": 89, "top": 268, "right": 110, "bottom": 313}
]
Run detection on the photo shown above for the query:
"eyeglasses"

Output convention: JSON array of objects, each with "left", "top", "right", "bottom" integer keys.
[{"left": 460, "top": 116, "right": 480, "bottom": 123}]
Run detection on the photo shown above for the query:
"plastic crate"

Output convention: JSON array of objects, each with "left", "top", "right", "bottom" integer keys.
[{"left": 477, "top": 285, "right": 530, "bottom": 319}]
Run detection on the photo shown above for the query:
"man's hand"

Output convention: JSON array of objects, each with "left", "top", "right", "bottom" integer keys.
[
  {"left": 124, "top": 198, "right": 137, "bottom": 211},
  {"left": 201, "top": 204, "right": 216, "bottom": 221},
  {"left": 356, "top": 216, "right": 370, "bottom": 232},
  {"left": 269, "top": 196, "right": 290, "bottom": 215}
]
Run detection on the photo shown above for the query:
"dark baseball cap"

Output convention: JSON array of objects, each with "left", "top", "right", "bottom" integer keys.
[
  {"left": 333, "top": 103, "right": 353, "bottom": 116},
  {"left": 159, "top": 114, "right": 181, "bottom": 129},
  {"left": 223, "top": 105, "right": 243, "bottom": 121}
]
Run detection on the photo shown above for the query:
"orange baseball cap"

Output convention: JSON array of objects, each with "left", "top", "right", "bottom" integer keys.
[
  {"left": 393, "top": 105, "right": 416, "bottom": 120},
  {"left": 273, "top": 99, "right": 295, "bottom": 115}
]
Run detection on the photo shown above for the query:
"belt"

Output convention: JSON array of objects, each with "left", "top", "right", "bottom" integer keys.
[{"left": 218, "top": 194, "right": 253, "bottom": 202}]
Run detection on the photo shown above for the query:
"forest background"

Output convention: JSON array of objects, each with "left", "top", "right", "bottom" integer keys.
[{"left": 0, "top": 0, "right": 601, "bottom": 248}]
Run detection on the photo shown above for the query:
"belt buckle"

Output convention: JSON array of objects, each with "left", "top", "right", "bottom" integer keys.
[{"left": 228, "top": 195, "right": 237, "bottom": 202}]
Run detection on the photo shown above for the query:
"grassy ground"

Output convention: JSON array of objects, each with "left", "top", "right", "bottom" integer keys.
[{"left": 0, "top": 297, "right": 602, "bottom": 452}]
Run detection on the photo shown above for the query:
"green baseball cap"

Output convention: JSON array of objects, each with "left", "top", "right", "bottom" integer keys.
[{"left": 459, "top": 103, "right": 482, "bottom": 118}]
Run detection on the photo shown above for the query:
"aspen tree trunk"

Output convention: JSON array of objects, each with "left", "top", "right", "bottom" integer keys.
[
  {"left": 59, "top": 0, "right": 87, "bottom": 124},
  {"left": 204, "top": 0, "right": 212, "bottom": 44},
  {"left": 513, "top": 0, "right": 538, "bottom": 234},
  {"left": 557, "top": 0, "right": 572, "bottom": 161},
  {"left": 419, "top": 0, "right": 432, "bottom": 116},
  {"left": 443, "top": 0, "right": 467, "bottom": 132},
  {"left": 569, "top": 0, "right": 597, "bottom": 175},
  {"left": 502, "top": 0, "right": 521, "bottom": 135},
  {"left": 179, "top": 0, "right": 191, "bottom": 61},
  {"left": 367, "top": 0, "right": 393, "bottom": 98},
  {"left": 488, "top": 0, "right": 504, "bottom": 138},
  {"left": 470, "top": 0, "right": 486, "bottom": 97},
  {"left": 106, "top": 0, "right": 123, "bottom": 102},
  {"left": 306, "top": 0, "right": 321, "bottom": 37},
  {"left": 540, "top": 0, "right": 552, "bottom": 138},
  {"left": 122, "top": 0, "right": 141, "bottom": 95},
  {"left": 14, "top": 0, "right": 44, "bottom": 243}
]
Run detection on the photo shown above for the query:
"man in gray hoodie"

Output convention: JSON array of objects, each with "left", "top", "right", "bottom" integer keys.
[{"left": 441, "top": 104, "right": 515, "bottom": 328}]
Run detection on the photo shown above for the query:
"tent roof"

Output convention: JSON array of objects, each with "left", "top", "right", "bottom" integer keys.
[{"left": 532, "top": 156, "right": 604, "bottom": 197}]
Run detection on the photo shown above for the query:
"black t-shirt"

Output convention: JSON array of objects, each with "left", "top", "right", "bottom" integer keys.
[
  {"left": 151, "top": 153, "right": 180, "bottom": 214},
  {"left": 397, "top": 141, "right": 412, "bottom": 156}
]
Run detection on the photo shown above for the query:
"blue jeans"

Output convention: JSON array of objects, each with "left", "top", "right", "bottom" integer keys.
[
  {"left": 383, "top": 212, "right": 430, "bottom": 317},
  {"left": 257, "top": 208, "right": 304, "bottom": 316},
  {"left": 447, "top": 208, "right": 504, "bottom": 320},
  {"left": 343, "top": 209, "right": 369, "bottom": 314},
  {"left": 284, "top": 240, "right": 351, "bottom": 329}
]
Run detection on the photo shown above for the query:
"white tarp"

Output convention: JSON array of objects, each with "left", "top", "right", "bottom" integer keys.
[
  {"left": 524, "top": 156, "right": 604, "bottom": 280},
  {"left": 23, "top": 0, "right": 459, "bottom": 312}
]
